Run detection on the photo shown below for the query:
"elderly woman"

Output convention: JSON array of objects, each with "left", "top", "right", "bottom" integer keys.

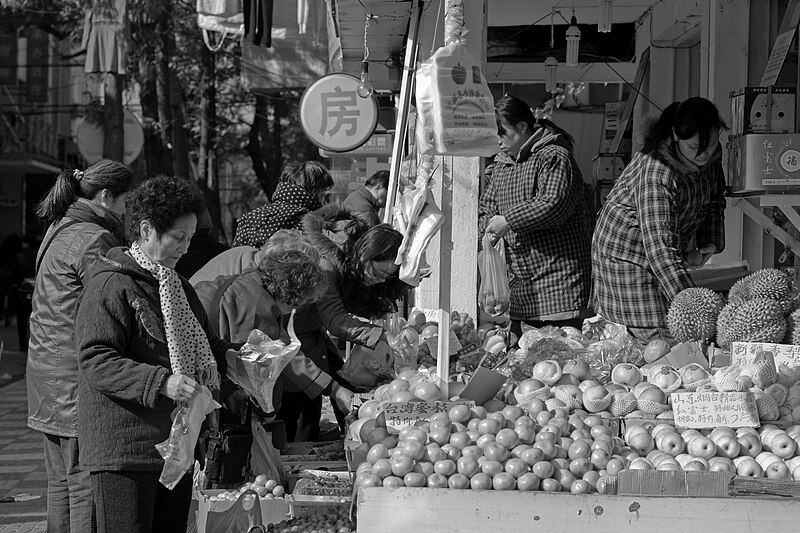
[
  {"left": 194, "top": 231, "right": 354, "bottom": 442},
  {"left": 75, "top": 176, "right": 234, "bottom": 533}
]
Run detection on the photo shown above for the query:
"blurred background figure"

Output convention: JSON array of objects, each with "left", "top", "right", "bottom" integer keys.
[
  {"left": 343, "top": 170, "right": 389, "bottom": 227},
  {"left": 174, "top": 207, "right": 229, "bottom": 279}
]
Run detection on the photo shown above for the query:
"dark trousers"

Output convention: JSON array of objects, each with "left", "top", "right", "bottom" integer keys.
[
  {"left": 510, "top": 317, "right": 584, "bottom": 341},
  {"left": 90, "top": 469, "right": 193, "bottom": 533},
  {"left": 43, "top": 433, "right": 95, "bottom": 533},
  {"left": 277, "top": 392, "right": 322, "bottom": 442}
]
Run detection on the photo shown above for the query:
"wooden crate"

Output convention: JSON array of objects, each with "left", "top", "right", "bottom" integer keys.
[{"left": 356, "top": 487, "right": 800, "bottom": 532}]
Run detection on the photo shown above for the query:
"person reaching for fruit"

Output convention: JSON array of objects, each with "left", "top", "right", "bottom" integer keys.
[
  {"left": 193, "top": 232, "right": 355, "bottom": 442},
  {"left": 479, "top": 95, "right": 592, "bottom": 339}
]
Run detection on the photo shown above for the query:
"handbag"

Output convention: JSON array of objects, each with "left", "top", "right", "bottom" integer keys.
[{"left": 204, "top": 418, "right": 253, "bottom": 489}]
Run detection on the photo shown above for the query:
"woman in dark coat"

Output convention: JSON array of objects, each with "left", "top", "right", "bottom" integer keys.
[{"left": 75, "top": 176, "right": 235, "bottom": 533}]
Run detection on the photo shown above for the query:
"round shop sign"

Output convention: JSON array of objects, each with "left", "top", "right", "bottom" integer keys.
[
  {"left": 779, "top": 148, "right": 800, "bottom": 174},
  {"left": 299, "top": 73, "right": 379, "bottom": 152},
  {"left": 75, "top": 109, "right": 144, "bottom": 165}
]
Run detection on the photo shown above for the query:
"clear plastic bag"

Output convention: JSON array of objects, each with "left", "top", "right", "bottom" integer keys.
[
  {"left": 385, "top": 314, "right": 421, "bottom": 376},
  {"left": 156, "top": 385, "right": 220, "bottom": 490},
  {"left": 478, "top": 234, "right": 510, "bottom": 316},
  {"left": 226, "top": 313, "right": 301, "bottom": 415},
  {"left": 338, "top": 342, "right": 394, "bottom": 388}
]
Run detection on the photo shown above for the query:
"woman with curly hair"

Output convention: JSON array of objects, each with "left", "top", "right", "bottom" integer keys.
[
  {"left": 193, "top": 231, "right": 355, "bottom": 442},
  {"left": 75, "top": 176, "right": 235, "bottom": 533},
  {"left": 27, "top": 158, "right": 133, "bottom": 533},
  {"left": 232, "top": 161, "right": 334, "bottom": 248}
]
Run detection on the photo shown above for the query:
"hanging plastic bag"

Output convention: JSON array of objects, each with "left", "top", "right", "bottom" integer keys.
[
  {"left": 225, "top": 313, "right": 301, "bottom": 415},
  {"left": 478, "top": 234, "right": 510, "bottom": 316},
  {"left": 156, "top": 385, "right": 220, "bottom": 490},
  {"left": 249, "top": 419, "right": 284, "bottom": 485},
  {"left": 385, "top": 314, "right": 421, "bottom": 375},
  {"left": 415, "top": 2, "right": 499, "bottom": 157}
]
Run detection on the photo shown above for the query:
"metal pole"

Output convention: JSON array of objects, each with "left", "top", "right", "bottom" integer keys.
[{"left": 383, "top": 0, "right": 424, "bottom": 224}]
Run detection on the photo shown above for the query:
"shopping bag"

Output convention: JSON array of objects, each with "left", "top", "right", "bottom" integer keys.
[
  {"left": 226, "top": 313, "right": 301, "bottom": 415},
  {"left": 249, "top": 419, "right": 284, "bottom": 484},
  {"left": 204, "top": 489, "right": 263, "bottom": 533},
  {"left": 204, "top": 424, "right": 253, "bottom": 489},
  {"left": 477, "top": 234, "right": 510, "bottom": 316},
  {"left": 415, "top": 39, "right": 500, "bottom": 157},
  {"left": 197, "top": 0, "right": 244, "bottom": 51},
  {"left": 338, "top": 341, "right": 394, "bottom": 388},
  {"left": 385, "top": 314, "right": 421, "bottom": 375},
  {"left": 156, "top": 385, "right": 220, "bottom": 490}
]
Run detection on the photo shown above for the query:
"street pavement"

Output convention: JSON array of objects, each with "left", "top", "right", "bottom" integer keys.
[{"left": 0, "top": 325, "right": 46, "bottom": 533}]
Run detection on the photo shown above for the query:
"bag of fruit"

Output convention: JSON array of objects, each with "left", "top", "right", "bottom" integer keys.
[
  {"left": 477, "top": 234, "right": 510, "bottom": 317},
  {"left": 204, "top": 489, "right": 263, "bottom": 533}
]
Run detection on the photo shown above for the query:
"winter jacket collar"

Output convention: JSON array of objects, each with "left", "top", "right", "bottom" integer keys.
[
  {"left": 302, "top": 203, "right": 370, "bottom": 272},
  {"left": 65, "top": 198, "right": 126, "bottom": 243},
  {"left": 654, "top": 140, "right": 723, "bottom": 176},
  {"left": 93, "top": 246, "right": 159, "bottom": 285},
  {"left": 495, "top": 127, "right": 567, "bottom": 165}
]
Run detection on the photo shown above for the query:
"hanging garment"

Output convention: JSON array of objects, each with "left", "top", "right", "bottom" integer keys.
[
  {"left": 82, "top": 0, "right": 130, "bottom": 74},
  {"left": 243, "top": 0, "right": 274, "bottom": 48}
]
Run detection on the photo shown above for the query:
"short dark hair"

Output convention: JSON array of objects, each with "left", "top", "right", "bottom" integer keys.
[
  {"left": 365, "top": 170, "right": 390, "bottom": 189},
  {"left": 127, "top": 175, "right": 205, "bottom": 237},
  {"left": 280, "top": 161, "right": 334, "bottom": 199},
  {"left": 258, "top": 248, "right": 325, "bottom": 307}
]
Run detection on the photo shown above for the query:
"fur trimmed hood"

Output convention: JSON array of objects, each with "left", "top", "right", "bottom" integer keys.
[{"left": 301, "top": 203, "right": 371, "bottom": 272}]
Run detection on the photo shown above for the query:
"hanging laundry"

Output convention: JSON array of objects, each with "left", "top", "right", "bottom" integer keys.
[
  {"left": 197, "top": 0, "right": 245, "bottom": 51},
  {"left": 82, "top": 0, "right": 130, "bottom": 74},
  {"left": 243, "top": 0, "right": 274, "bottom": 48}
]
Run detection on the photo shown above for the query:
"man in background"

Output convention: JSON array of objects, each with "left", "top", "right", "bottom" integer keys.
[{"left": 342, "top": 170, "right": 389, "bottom": 226}]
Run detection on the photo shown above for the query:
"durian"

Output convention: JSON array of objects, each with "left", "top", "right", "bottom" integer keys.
[
  {"left": 784, "top": 308, "right": 800, "bottom": 345},
  {"left": 715, "top": 298, "right": 786, "bottom": 349},
  {"left": 667, "top": 287, "right": 725, "bottom": 342},
  {"left": 728, "top": 268, "right": 795, "bottom": 313}
]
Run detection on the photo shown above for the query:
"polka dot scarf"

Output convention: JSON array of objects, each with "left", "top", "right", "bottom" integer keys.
[
  {"left": 232, "top": 181, "right": 322, "bottom": 247},
  {"left": 129, "top": 241, "right": 220, "bottom": 390}
]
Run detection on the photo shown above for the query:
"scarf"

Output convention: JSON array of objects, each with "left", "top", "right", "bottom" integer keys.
[{"left": 129, "top": 241, "right": 220, "bottom": 390}]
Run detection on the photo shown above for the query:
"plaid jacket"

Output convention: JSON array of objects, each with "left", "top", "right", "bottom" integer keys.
[
  {"left": 479, "top": 130, "right": 592, "bottom": 319},
  {"left": 591, "top": 143, "right": 726, "bottom": 328}
]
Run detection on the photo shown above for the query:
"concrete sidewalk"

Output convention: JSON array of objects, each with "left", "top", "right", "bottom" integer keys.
[{"left": 0, "top": 325, "right": 46, "bottom": 533}]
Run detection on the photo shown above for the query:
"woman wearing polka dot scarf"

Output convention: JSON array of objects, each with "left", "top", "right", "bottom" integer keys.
[{"left": 75, "top": 176, "right": 236, "bottom": 533}]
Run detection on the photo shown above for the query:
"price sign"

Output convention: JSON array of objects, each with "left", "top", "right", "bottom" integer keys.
[
  {"left": 671, "top": 392, "right": 759, "bottom": 429},
  {"left": 730, "top": 342, "right": 800, "bottom": 368},
  {"left": 380, "top": 401, "right": 475, "bottom": 433}
]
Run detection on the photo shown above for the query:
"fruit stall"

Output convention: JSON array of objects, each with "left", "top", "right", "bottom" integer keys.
[{"left": 338, "top": 268, "right": 800, "bottom": 533}]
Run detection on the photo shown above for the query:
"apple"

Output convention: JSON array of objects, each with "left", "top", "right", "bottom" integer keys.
[
  {"left": 683, "top": 460, "right": 707, "bottom": 471},
  {"left": 708, "top": 456, "right": 736, "bottom": 473},
  {"left": 419, "top": 322, "right": 439, "bottom": 339},
  {"left": 655, "top": 431, "right": 685, "bottom": 457},
  {"left": 612, "top": 363, "right": 642, "bottom": 387},
  {"left": 687, "top": 435, "right": 716, "bottom": 460},
  {"left": 734, "top": 456, "right": 764, "bottom": 478},
  {"left": 382, "top": 476, "right": 404, "bottom": 488},
  {"left": 629, "top": 457, "right": 654, "bottom": 470},
  {"left": 650, "top": 366, "right": 680, "bottom": 391},
  {"left": 403, "top": 472, "right": 427, "bottom": 488},
  {"left": 657, "top": 460, "right": 681, "bottom": 471},
  {"left": 627, "top": 431, "right": 655, "bottom": 456},
  {"left": 636, "top": 386, "right": 667, "bottom": 405},
  {"left": 579, "top": 379, "right": 602, "bottom": 392},
  {"left": 407, "top": 309, "right": 427, "bottom": 331},
  {"left": 532, "top": 360, "right": 562, "bottom": 385},
  {"left": 712, "top": 434, "right": 741, "bottom": 459},
  {"left": 563, "top": 358, "right": 592, "bottom": 381},
  {"left": 763, "top": 429, "right": 797, "bottom": 459}
]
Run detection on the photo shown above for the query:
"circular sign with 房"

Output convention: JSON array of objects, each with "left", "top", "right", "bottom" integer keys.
[{"left": 299, "top": 72, "right": 379, "bottom": 152}]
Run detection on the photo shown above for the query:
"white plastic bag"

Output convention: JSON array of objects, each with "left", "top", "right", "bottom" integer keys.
[
  {"left": 477, "top": 234, "right": 510, "bottom": 316},
  {"left": 225, "top": 314, "right": 301, "bottom": 415},
  {"left": 415, "top": 40, "right": 500, "bottom": 157},
  {"left": 156, "top": 385, "right": 220, "bottom": 490}
]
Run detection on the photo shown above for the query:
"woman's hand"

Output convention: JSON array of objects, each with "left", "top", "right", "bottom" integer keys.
[
  {"left": 485, "top": 215, "right": 510, "bottom": 246},
  {"left": 160, "top": 373, "right": 199, "bottom": 402},
  {"left": 685, "top": 244, "right": 717, "bottom": 268},
  {"left": 330, "top": 382, "right": 354, "bottom": 414}
]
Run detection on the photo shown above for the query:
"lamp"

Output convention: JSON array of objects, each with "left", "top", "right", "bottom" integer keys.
[
  {"left": 565, "top": 13, "right": 581, "bottom": 67},
  {"left": 357, "top": 13, "right": 374, "bottom": 98},
  {"left": 598, "top": 0, "right": 613, "bottom": 33},
  {"left": 544, "top": 11, "right": 558, "bottom": 93}
]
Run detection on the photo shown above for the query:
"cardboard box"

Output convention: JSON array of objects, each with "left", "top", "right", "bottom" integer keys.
[
  {"left": 616, "top": 470, "right": 734, "bottom": 498},
  {"left": 729, "top": 133, "right": 800, "bottom": 193},
  {"left": 730, "top": 86, "right": 796, "bottom": 136},
  {"left": 344, "top": 439, "right": 368, "bottom": 472},
  {"left": 196, "top": 490, "right": 290, "bottom": 532}
]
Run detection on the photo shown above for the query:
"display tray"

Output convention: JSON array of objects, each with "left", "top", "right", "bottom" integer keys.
[{"left": 356, "top": 487, "right": 800, "bottom": 532}]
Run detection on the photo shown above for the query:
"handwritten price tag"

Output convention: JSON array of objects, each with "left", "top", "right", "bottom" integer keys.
[
  {"left": 380, "top": 400, "right": 475, "bottom": 433},
  {"left": 730, "top": 342, "right": 800, "bottom": 368},
  {"left": 671, "top": 392, "right": 759, "bottom": 429}
]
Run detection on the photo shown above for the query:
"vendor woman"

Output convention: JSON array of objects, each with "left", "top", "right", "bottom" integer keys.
[{"left": 591, "top": 96, "right": 727, "bottom": 342}]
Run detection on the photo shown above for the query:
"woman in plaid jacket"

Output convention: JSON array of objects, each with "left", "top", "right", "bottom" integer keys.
[
  {"left": 480, "top": 96, "right": 592, "bottom": 338},
  {"left": 591, "top": 97, "right": 727, "bottom": 342}
]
